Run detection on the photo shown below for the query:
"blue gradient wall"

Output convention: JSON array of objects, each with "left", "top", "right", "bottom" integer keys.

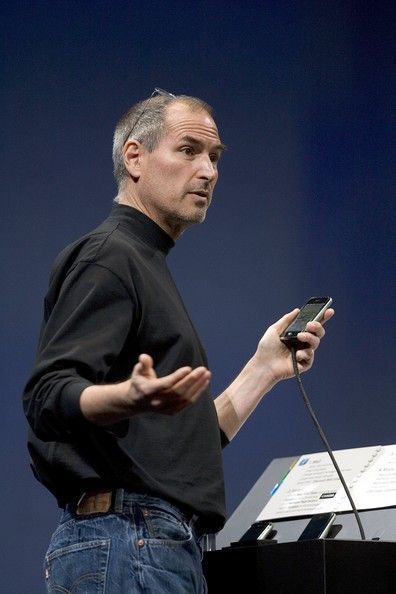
[{"left": 1, "top": 1, "right": 394, "bottom": 591}]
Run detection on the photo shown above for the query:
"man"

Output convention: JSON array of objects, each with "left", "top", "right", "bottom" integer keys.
[{"left": 24, "top": 91, "right": 333, "bottom": 593}]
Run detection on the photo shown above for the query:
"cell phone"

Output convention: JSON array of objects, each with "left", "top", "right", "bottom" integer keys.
[
  {"left": 298, "top": 512, "right": 336, "bottom": 540},
  {"left": 280, "top": 296, "right": 332, "bottom": 344},
  {"left": 239, "top": 520, "right": 274, "bottom": 542}
]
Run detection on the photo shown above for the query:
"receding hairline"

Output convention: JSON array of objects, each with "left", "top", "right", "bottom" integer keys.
[
  {"left": 163, "top": 97, "right": 214, "bottom": 119},
  {"left": 160, "top": 98, "right": 223, "bottom": 146},
  {"left": 169, "top": 95, "right": 214, "bottom": 115}
]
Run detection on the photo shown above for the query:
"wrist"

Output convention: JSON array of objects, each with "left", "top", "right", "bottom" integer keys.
[{"left": 248, "top": 352, "right": 281, "bottom": 390}]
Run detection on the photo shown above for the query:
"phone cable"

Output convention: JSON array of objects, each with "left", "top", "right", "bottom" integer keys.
[{"left": 290, "top": 346, "right": 366, "bottom": 541}]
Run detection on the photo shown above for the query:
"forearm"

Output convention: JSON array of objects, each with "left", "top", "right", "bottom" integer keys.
[
  {"left": 80, "top": 356, "right": 209, "bottom": 425},
  {"left": 214, "top": 356, "right": 279, "bottom": 441},
  {"left": 214, "top": 310, "right": 333, "bottom": 441},
  {"left": 80, "top": 380, "right": 131, "bottom": 426}
]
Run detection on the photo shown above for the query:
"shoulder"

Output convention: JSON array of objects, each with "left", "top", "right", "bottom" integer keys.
[
  {"left": 47, "top": 220, "right": 143, "bottom": 304},
  {"left": 53, "top": 219, "right": 142, "bottom": 277}
]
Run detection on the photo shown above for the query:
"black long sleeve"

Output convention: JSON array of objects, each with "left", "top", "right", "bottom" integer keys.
[{"left": 23, "top": 205, "right": 226, "bottom": 532}]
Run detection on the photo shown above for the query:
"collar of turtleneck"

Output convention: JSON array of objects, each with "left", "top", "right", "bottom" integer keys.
[{"left": 107, "top": 204, "right": 175, "bottom": 256}]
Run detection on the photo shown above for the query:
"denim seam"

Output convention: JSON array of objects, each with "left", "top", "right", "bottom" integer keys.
[{"left": 46, "top": 538, "right": 111, "bottom": 562}]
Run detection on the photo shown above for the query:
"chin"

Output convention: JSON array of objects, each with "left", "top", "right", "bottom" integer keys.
[
  {"left": 190, "top": 210, "right": 207, "bottom": 225},
  {"left": 180, "top": 206, "right": 208, "bottom": 224},
  {"left": 167, "top": 208, "right": 208, "bottom": 235}
]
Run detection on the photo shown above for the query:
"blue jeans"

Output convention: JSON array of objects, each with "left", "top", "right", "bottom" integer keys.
[{"left": 44, "top": 491, "right": 207, "bottom": 593}]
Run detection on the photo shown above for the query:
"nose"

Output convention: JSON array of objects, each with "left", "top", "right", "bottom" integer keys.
[{"left": 197, "top": 154, "right": 217, "bottom": 181}]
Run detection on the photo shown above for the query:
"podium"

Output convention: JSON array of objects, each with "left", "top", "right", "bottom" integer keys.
[
  {"left": 204, "top": 454, "right": 396, "bottom": 592},
  {"left": 215, "top": 455, "right": 396, "bottom": 547},
  {"left": 203, "top": 539, "right": 396, "bottom": 593}
]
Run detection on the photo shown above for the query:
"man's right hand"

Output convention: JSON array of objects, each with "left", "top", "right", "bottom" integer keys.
[
  {"left": 127, "top": 353, "right": 211, "bottom": 415},
  {"left": 80, "top": 354, "right": 211, "bottom": 425}
]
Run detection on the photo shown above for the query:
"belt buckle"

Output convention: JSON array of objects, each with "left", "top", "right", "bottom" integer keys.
[{"left": 76, "top": 490, "right": 112, "bottom": 515}]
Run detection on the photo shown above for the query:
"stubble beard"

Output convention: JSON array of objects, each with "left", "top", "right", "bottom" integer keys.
[{"left": 160, "top": 199, "right": 209, "bottom": 237}]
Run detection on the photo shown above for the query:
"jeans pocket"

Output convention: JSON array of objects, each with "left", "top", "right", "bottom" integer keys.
[
  {"left": 44, "top": 539, "right": 110, "bottom": 593},
  {"left": 142, "top": 506, "right": 192, "bottom": 545}
]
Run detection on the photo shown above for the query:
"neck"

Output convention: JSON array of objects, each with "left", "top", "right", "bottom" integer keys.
[{"left": 116, "top": 190, "right": 184, "bottom": 241}]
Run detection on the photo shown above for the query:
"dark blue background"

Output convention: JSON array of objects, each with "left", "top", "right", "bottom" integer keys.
[{"left": 2, "top": 1, "right": 394, "bottom": 591}]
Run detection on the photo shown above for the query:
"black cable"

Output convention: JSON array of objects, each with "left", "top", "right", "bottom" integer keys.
[{"left": 290, "top": 346, "right": 366, "bottom": 541}]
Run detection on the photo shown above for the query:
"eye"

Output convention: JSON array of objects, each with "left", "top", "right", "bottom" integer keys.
[
  {"left": 210, "top": 153, "right": 220, "bottom": 164},
  {"left": 181, "top": 146, "right": 195, "bottom": 156}
]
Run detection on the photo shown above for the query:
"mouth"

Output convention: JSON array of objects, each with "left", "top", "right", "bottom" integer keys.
[{"left": 189, "top": 190, "right": 209, "bottom": 199}]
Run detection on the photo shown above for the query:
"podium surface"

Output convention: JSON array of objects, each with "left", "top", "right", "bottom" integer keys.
[
  {"left": 204, "top": 539, "right": 396, "bottom": 593},
  {"left": 216, "top": 455, "right": 396, "bottom": 547}
]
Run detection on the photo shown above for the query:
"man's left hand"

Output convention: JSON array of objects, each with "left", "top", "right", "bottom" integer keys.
[{"left": 254, "top": 307, "right": 335, "bottom": 384}]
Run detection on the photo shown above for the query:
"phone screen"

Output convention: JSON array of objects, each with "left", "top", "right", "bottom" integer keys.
[
  {"left": 239, "top": 521, "right": 273, "bottom": 542},
  {"left": 298, "top": 513, "right": 336, "bottom": 540},
  {"left": 281, "top": 297, "right": 332, "bottom": 341}
]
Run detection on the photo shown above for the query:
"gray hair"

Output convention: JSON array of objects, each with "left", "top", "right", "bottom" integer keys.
[{"left": 112, "top": 94, "right": 213, "bottom": 190}]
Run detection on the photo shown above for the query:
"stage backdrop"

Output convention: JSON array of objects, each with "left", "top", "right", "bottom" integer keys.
[{"left": 1, "top": 1, "right": 394, "bottom": 591}]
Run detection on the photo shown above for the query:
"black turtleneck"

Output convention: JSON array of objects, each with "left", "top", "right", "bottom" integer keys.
[{"left": 24, "top": 204, "right": 226, "bottom": 532}]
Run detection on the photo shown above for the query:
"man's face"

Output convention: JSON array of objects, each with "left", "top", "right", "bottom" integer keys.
[{"left": 135, "top": 101, "right": 224, "bottom": 238}]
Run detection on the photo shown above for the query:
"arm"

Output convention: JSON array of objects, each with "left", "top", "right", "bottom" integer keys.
[
  {"left": 24, "top": 260, "right": 211, "bottom": 440},
  {"left": 215, "top": 308, "right": 334, "bottom": 441},
  {"left": 80, "top": 353, "right": 211, "bottom": 425},
  {"left": 23, "top": 262, "right": 135, "bottom": 441}
]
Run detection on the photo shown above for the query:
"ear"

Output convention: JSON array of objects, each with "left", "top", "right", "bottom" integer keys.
[{"left": 123, "top": 139, "right": 145, "bottom": 180}]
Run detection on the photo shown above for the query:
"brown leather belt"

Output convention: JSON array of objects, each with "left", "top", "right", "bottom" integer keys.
[{"left": 72, "top": 488, "right": 206, "bottom": 537}]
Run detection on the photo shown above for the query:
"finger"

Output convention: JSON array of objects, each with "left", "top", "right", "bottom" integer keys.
[
  {"left": 295, "top": 347, "right": 314, "bottom": 361},
  {"left": 304, "top": 309, "right": 334, "bottom": 334},
  {"left": 170, "top": 367, "right": 211, "bottom": 394},
  {"left": 296, "top": 331, "right": 321, "bottom": 350},
  {"left": 178, "top": 371, "right": 211, "bottom": 402},
  {"left": 131, "top": 354, "right": 156, "bottom": 380},
  {"left": 301, "top": 321, "right": 325, "bottom": 341},
  {"left": 322, "top": 308, "right": 335, "bottom": 324},
  {"left": 294, "top": 348, "right": 315, "bottom": 372},
  {"left": 150, "top": 374, "right": 210, "bottom": 411},
  {"left": 305, "top": 320, "right": 325, "bottom": 334},
  {"left": 160, "top": 376, "right": 211, "bottom": 414},
  {"left": 136, "top": 367, "right": 210, "bottom": 414},
  {"left": 159, "top": 369, "right": 211, "bottom": 406},
  {"left": 152, "top": 365, "right": 194, "bottom": 391},
  {"left": 138, "top": 353, "right": 154, "bottom": 371}
]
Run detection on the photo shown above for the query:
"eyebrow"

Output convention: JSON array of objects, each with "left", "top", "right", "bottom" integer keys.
[{"left": 179, "top": 135, "right": 227, "bottom": 153}]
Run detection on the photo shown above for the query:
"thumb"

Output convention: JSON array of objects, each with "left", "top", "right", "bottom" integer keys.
[
  {"left": 272, "top": 309, "right": 300, "bottom": 334},
  {"left": 133, "top": 353, "right": 155, "bottom": 378},
  {"left": 139, "top": 353, "right": 154, "bottom": 369}
]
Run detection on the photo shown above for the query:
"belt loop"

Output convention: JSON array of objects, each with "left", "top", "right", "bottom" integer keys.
[{"left": 113, "top": 488, "right": 124, "bottom": 513}]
